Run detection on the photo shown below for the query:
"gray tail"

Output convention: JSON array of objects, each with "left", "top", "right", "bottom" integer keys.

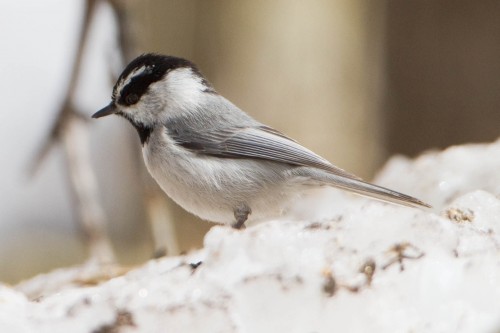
[
  {"left": 334, "top": 177, "right": 431, "bottom": 208},
  {"left": 300, "top": 169, "right": 431, "bottom": 209}
]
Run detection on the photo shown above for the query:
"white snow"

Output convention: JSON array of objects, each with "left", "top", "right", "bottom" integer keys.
[{"left": 2, "top": 139, "right": 500, "bottom": 332}]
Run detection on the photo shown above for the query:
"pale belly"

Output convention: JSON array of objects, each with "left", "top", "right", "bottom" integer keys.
[{"left": 142, "top": 135, "right": 294, "bottom": 225}]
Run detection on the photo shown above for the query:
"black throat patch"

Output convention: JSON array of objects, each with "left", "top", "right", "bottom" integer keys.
[
  {"left": 118, "top": 112, "right": 152, "bottom": 145},
  {"left": 135, "top": 124, "right": 153, "bottom": 146}
]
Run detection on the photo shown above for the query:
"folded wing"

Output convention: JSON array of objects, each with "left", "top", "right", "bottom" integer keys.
[
  {"left": 168, "top": 124, "right": 361, "bottom": 180},
  {"left": 167, "top": 121, "right": 430, "bottom": 208}
]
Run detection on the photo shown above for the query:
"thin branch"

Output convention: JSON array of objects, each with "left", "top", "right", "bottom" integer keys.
[
  {"left": 29, "top": 0, "right": 115, "bottom": 263},
  {"left": 30, "top": 0, "right": 97, "bottom": 175},
  {"left": 107, "top": 0, "right": 180, "bottom": 256}
]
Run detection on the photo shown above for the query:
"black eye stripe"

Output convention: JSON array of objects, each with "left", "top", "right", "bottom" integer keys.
[{"left": 119, "top": 71, "right": 160, "bottom": 106}]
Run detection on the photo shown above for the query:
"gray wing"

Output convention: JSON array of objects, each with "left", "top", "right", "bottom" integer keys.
[
  {"left": 167, "top": 122, "right": 361, "bottom": 180},
  {"left": 166, "top": 116, "right": 431, "bottom": 209}
]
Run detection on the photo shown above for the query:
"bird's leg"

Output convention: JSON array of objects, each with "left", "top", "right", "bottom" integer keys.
[{"left": 232, "top": 204, "right": 251, "bottom": 229}]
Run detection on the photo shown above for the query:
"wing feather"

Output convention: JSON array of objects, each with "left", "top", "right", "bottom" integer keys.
[{"left": 168, "top": 123, "right": 361, "bottom": 180}]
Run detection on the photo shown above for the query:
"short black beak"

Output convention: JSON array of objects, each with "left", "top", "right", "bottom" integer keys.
[{"left": 92, "top": 103, "right": 118, "bottom": 118}]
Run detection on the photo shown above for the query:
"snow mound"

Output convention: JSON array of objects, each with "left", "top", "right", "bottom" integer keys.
[{"left": 4, "top": 139, "right": 500, "bottom": 333}]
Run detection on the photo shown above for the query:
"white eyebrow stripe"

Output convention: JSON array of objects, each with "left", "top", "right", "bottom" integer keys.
[{"left": 114, "top": 65, "right": 149, "bottom": 99}]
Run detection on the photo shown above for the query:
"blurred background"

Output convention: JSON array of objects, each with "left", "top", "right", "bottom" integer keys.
[{"left": 1, "top": 0, "right": 499, "bottom": 283}]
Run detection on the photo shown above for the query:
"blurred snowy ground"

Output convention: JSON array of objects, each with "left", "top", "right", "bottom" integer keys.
[{"left": 1, "top": 138, "right": 499, "bottom": 333}]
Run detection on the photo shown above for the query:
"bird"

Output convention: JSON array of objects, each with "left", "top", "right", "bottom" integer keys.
[{"left": 92, "top": 53, "right": 430, "bottom": 229}]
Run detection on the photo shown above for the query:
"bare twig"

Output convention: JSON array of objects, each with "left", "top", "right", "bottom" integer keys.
[
  {"left": 30, "top": 0, "right": 115, "bottom": 263},
  {"left": 108, "top": 0, "right": 180, "bottom": 256},
  {"left": 61, "top": 116, "right": 115, "bottom": 263},
  {"left": 32, "top": 0, "right": 180, "bottom": 262},
  {"left": 108, "top": 0, "right": 136, "bottom": 61},
  {"left": 30, "top": 0, "right": 97, "bottom": 175}
]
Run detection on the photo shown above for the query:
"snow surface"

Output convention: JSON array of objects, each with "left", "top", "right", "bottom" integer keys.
[{"left": 3, "top": 139, "right": 500, "bottom": 333}]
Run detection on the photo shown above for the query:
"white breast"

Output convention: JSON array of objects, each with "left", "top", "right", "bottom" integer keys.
[{"left": 142, "top": 128, "right": 291, "bottom": 225}]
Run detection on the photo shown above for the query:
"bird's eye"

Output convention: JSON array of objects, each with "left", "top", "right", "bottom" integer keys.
[{"left": 125, "top": 93, "right": 139, "bottom": 105}]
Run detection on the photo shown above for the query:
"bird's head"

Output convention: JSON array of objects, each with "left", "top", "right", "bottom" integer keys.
[{"left": 92, "top": 53, "right": 215, "bottom": 129}]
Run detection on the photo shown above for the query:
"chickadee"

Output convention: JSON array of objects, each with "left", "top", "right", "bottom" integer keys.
[{"left": 93, "top": 54, "right": 429, "bottom": 229}]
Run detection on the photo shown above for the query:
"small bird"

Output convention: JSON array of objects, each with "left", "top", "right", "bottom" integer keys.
[{"left": 93, "top": 54, "right": 429, "bottom": 229}]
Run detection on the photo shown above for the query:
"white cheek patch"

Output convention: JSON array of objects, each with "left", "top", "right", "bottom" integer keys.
[{"left": 150, "top": 68, "right": 206, "bottom": 115}]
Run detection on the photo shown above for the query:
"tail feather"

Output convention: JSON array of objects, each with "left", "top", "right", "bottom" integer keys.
[
  {"left": 295, "top": 168, "right": 431, "bottom": 209},
  {"left": 333, "top": 177, "right": 431, "bottom": 208}
]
